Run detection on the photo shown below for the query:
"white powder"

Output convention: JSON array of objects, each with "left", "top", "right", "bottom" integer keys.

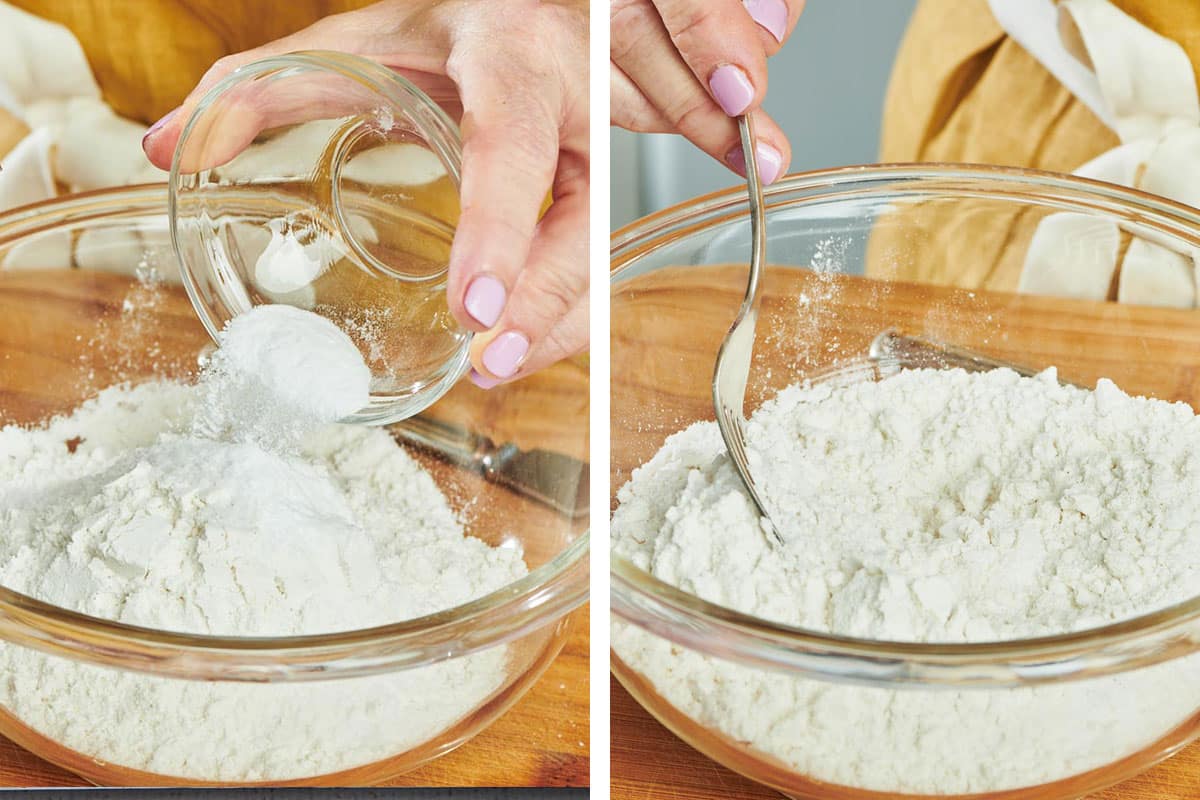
[
  {"left": 612, "top": 367, "right": 1200, "bottom": 794},
  {"left": 0, "top": 304, "right": 526, "bottom": 780},
  {"left": 195, "top": 304, "right": 371, "bottom": 441},
  {"left": 253, "top": 220, "right": 328, "bottom": 295}
]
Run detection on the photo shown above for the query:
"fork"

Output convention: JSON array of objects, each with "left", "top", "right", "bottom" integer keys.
[{"left": 711, "top": 115, "right": 784, "bottom": 546}]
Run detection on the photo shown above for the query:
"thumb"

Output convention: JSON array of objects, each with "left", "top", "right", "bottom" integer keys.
[
  {"left": 142, "top": 7, "right": 454, "bottom": 170},
  {"left": 142, "top": 45, "right": 325, "bottom": 171}
]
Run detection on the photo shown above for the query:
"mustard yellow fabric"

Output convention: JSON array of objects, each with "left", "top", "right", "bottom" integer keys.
[
  {"left": 1113, "top": 0, "right": 1200, "bottom": 86},
  {"left": 9, "top": 0, "right": 375, "bottom": 124},
  {"left": 870, "top": 0, "right": 1184, "bottom": 293}
]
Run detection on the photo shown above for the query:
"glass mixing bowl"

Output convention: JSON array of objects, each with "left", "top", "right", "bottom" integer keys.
[
  {"left": 611, "top": 164, "right": 1200, "bottom": 799},
  {"left": 0, "top": 186, "right": 588, "bottom": 786}
]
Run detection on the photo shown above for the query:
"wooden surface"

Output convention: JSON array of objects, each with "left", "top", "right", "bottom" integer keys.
[
  {"left": 0, "top": 269, "right": 588, "bottom": 788},
  {"left": 610, "top": 265, "right": 1200, "bottom": 799},
  {"left": 613, "top": 264, "right": 1200, "bottom": 488}
]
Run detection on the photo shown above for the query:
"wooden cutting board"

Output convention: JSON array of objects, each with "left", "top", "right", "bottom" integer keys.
[
  {"left": 610, "top": 265, "right": 1200, "bottom": 799},
  {"left": 0, "top": 269, "right": 588, "bottom": 788}
]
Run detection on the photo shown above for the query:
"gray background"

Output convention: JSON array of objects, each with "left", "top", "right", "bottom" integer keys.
[{"left": 611, "top": 0, "right": 919, "bottom": 228}]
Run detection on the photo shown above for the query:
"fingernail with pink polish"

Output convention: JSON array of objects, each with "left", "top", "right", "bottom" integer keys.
[
  {"left": 744, "top": 0, "right": 788, "bottom": 43},
  {"left": 463, "top": 274, "right": 507, "bottom": 328},
  {"left": 469, "top": 369, "right": 501, "bottom": 390},
  {"left": 727, "top": 142, "right": 785, "bottom": 185},
  {"left": 142, "top": 108, "right": 178, "bottom": 147},
  {"left": 709, "top": 65, "right": 755, "bottom": 117},
  {"left": 482, "top": 331, "right": 529, "bottom": 379}
]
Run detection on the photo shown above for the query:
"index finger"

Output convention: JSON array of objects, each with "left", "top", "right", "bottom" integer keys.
[
  {"left": 444, "top": 54, "right": 562, "bottom": 334},
  {"left": 743, "top": 0, "right": 804, "bottom": 53},
  {"left": 653, "top": 0, "right": 774, "bottom": 116}
]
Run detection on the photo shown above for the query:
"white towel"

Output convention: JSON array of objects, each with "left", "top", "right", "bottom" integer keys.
[
  {"left": 990, "top": 0, "right": 1200, "bottom": 308},
  {"left": 0, "top": 0, "right": 166, "bottom": 211}
]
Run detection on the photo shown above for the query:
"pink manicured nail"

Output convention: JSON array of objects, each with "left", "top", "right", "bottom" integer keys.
[
  {"left": 482, "top": 331, "right": 529, "bottom": 379},
  {"left": 463, "top": 274, "right": 507, "bottom": 328},
  {"left": 744, "top": 0, "right": 788, "bottom": 42},
  {"left": 142, "top": 108, "right": 178, "bottom": 147},
  {"left": 469, "top": 369, "right": 500, "bottom": 389},
  {"left": 727, "top": 141, "right": 784, "bottom": 185},
  {"left": 708, "top": 64, "right": 755, "bottom": 117}
]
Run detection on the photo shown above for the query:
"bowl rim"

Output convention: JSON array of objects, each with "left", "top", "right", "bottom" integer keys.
[
  {"left": 0, "top": 184, "right": 589, "bottom": 681},
  {"left": 610, "top": 162, "right": 1200, "bottom": 686}
]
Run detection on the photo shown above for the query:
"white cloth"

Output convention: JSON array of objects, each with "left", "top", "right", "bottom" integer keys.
[
  {"left": 0, "top": 126, "right": 54, "bottom": 210},
  {"left": 987, "top": 0, "right": 1114, "bottom": 128},
  {"left": 0, "top": 1, "right": 167, "bottom": 208},
  {"left": 0, "top": 1, "right": 170, "bottom": 274},
  {"left": 989, "top": 0, "right": 1200, "bottom": 308},
  {"left": 0, "top": 2, "right": 99, "bottom": 110}
]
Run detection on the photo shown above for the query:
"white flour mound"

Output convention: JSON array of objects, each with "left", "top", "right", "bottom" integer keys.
[
  {"left": 0, "top": 305, "right": 526, "bottom": 780},
  {"left": 612, "top": 367, "right": 1200, "bottom": 794}
]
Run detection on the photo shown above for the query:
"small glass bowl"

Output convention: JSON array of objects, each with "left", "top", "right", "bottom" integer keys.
[
  {"left": 611, "top": 164, "right": 1200, "bottom": 799},
  {"left": 170, "top": 51, "right": 467, "bottom": 425}
]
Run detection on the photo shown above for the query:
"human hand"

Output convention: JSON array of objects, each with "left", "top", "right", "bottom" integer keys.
[
  {"left": 143, "top": 0, "right": 589, "bottom": 388},
  {"left": 611, "top": 0, "right": 802, "bottom": 184}
]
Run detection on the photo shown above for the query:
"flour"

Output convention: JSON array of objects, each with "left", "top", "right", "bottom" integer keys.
[
  {"left": 612, "top": 367, "right": 1200, "bottom": 793},
  {"left": 0, "top": 304, "right": 526, "bottom": 780}
]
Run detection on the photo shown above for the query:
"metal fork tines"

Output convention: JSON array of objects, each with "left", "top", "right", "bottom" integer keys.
[
  {"left": 711, "top": 114, "right": 784, "bottom": 547},
  {"left": 868, "top": 330, "right": 1088, "bottom": 388}
]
